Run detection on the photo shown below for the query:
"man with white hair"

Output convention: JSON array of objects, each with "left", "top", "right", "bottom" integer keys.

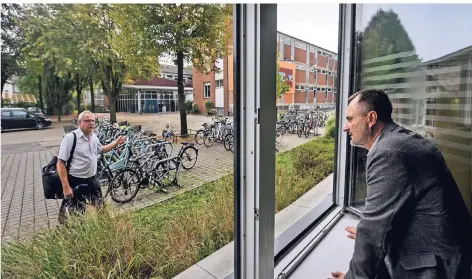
[{"left": 56, "top": 111, "right": 125, "bottom": 223}]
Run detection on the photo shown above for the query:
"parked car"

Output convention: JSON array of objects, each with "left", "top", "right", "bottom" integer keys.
[
  {"left": 1, "top": 108, "right": 52, "bottom": 132},
  {"left": 27, "top": 107, "right": 47, "bottom": 117}
]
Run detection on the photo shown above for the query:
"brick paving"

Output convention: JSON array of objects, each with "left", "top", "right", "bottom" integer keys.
[{"left": 1, "top": 122, "right": 324, "bottom": 243}]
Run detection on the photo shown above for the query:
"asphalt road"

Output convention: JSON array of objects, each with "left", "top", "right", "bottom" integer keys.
[{"left": 1, "top": 123, "right": 68, "bottom": 154}]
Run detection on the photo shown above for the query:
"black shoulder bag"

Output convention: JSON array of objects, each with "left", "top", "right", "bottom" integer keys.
[{"left": 42, "top": 132, "right": 77, "bottom": 199}]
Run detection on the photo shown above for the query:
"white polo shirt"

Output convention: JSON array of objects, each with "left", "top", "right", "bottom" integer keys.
[{"left": 58, "top": 128, "right": 103, "bottom": 178}]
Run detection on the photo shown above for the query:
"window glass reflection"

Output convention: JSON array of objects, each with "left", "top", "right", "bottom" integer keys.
[{"left": 351, "top": 4, "right": 472, "bottom": 212}]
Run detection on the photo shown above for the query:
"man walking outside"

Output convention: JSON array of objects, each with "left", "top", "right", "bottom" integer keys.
[
  {"left": 57, "top": 111, "right": 125, "bottom": 223},
  {"left": 329, "top": 89, "right": 472, "bottom": 279}
]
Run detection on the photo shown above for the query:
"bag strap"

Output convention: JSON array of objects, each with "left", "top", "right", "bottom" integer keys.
[{"left": 66, "top": 132, "right": 77, "bottom": 171}]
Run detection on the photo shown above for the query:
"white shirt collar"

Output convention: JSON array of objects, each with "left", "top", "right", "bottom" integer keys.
[{"left": 367, "top": 128, "right": 383, "bottom": 155}]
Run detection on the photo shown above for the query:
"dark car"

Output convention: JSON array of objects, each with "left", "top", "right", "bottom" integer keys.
[{"left": 1, "top": 108, "right": 52, "bottom": 132}]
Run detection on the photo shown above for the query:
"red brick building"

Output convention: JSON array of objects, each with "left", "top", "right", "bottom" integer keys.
[{"left": 192, "top": 31, "right": 338, "bottom": 115}]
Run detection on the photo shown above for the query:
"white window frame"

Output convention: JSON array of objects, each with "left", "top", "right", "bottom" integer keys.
[
  {"left": 296, "top": 64, "right": 306, "bottom": 70},
  {"left": 295, "top": 42, "right": 307, "bottom": 50},
  {"left": 203, "top": 82, "right": 211, "bottom": 98}
]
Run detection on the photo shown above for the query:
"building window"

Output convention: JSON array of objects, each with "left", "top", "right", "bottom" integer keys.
[
  {"left": 284, "top": 37, "right": 291, "bottom": 45},
  {"left": 296, "top": 64, "right": 306, "bottom": 70},
  {"left": 309, "top": 46, "right": 315, "bottom": 53},
  {"left": 203, "top": 82, "right": 211, "bottom": 98},
  {"left": 287, "top": 74, "right": 293, "bottom": 81},
  {"left": 295, "top": 42, "right": 307, "bottom": 50},
  {"left": 216, "top": 79, "right": 224, "bottom": 87}
]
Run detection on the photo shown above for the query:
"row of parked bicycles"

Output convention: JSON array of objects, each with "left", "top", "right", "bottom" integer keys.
[
  {"left": 91, "top": 119, "right": 199, "bottom": 204},
  {"left": 194, "top": 116, "right": 234, "bottom": 152},
  {"left": 276, "top": 108, "right": 332, "bottom": 144}
]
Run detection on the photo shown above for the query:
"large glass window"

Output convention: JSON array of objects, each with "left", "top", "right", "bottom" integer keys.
[
  {"left": 350, "top": 4, "right": 472, "bottom": 212},
  {"left": 273, "top": 2, "right": 340, "bottom": 261}
]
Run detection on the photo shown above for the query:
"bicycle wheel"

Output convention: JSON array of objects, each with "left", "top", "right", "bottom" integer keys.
[
  {"left": 297, "top": 124, "right": 303, "bottom": 138},
  {"left": 180, "top": 146, "right": 198, "bottom": 170},
  {"left": 203, "top": 131, "right": 213, "bottom": 147},
  {"left": 304, "top": 125, "right": 310, "bottom": 138},
  {"left": 224, "top": 134, "right": 233, "bottom": 151},
  {"left": 195, "top": 129, "right": 205, "bottom": 145},
  {"left": 275, "top": 130, "right": 283, "bottom": 144},
  {"left": 109, "top": 168, "right": 141, "bottom": 203},
  {"left": 155, "top": 159, "right": 179, "bottom": 188}
]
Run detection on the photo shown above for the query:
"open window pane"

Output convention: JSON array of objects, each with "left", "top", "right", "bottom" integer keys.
[
  {"left": 273, "top": 3, "right": 340, "bottom": 262},
  {"left": 350, "top": 4, "right": 472, "bottom": 212}
]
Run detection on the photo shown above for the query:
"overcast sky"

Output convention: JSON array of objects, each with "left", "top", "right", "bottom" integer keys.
[{"left": 277, "top": 4, "right": 340, "bottom": 53}]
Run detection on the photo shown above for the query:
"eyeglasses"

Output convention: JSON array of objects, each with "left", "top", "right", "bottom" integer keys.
[{"left": 81, "top": 120, "right": 95, "bottom": 124}]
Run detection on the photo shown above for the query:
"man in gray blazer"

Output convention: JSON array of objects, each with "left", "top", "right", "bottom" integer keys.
[{"left": 329, "top": 89, "right": 472, "bottom": 279}]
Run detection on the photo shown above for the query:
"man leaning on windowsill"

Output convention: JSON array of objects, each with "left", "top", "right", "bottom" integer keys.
[
  {"left": 328, "top": 89, "right": 472, "bottom": 279},
  {"left": 56, "top": 111, "right": 126, "bottom": 223}
]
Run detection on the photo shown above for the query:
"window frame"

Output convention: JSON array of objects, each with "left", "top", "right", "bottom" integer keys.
[
  {"left": 272, "top": 3, "right": 356, "bottom": 276},
  {"left": 203, "top": 82, "right": 211, "bottom": 98},
  {"left": 229, "top": 4, "right": 356, "bottom": 279}
]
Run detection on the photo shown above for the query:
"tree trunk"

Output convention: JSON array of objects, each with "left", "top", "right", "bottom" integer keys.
[
  {"left": 57, "top": 97, "right": 62, "bottom": 122},
  {"left": 177, "top": 50, "right": 188, "bottom": 136},
  {"left": 38, "top": 75, "right": 44, "bottom": 112},
  {"left": 90, "top": 76, "right": 95, "bottom": 113},
  {"left": 1, "top": 76, "right": 7, "bottom": 102},
  {"left": 109, "top": 95, "right": 116, "bottom": 123},
  {"left": 76, "top": 77, "right": 81, "bottom": 116}
]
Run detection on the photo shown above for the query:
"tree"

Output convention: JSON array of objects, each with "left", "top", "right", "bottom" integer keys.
[
  {"left": 20, "top": 4, "right": 80, "bottom": 119},
  {"left": 44, "top": 61, "right": 74, "bottom": 119},
  {"left": 276, "top": 53, "right": 290, "bottom": 99},
  {"left": 358, "top": 9, "right": 420, "bottom": 90},
  {"left": 116, "top": 4, "right": 232, "bottom": 135},
  {"left": 76, "top": 4, "right": 158, "bottom": 122},
  {"left": 1, "top": 4, "right": 26, "bottom": 101}
]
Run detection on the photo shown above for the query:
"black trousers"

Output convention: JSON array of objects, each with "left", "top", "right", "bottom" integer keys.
[{"left": 58, "top": 175, "right": 103, "bottom": 224}]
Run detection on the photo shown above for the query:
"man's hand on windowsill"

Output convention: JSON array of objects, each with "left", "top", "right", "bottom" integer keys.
[
  {"left": 345, "top": 226, "right": 356, "bottom": 240},
  {"left": 328, "top": 271, "right": 345, "bottom": 279}
]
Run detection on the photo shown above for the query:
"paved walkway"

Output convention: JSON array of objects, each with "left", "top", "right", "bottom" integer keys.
[{"left": 1, "top": 126, "right": 324, "bottom": 243}]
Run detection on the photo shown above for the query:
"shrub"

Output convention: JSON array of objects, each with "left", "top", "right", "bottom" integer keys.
[
  {"left": 63, "top": 101, "right": 75, "bottom": 115},
  {"left": 1, "top": 97, "right": 12, "bottom": 107},
  {"left": 324, "top": 111, "right": 336, "bottom": 139},
  {"left": 191, "top": 103, "right": 199, "bottom": 114},
  {"left": 291, "top": 137, "right": 335, "bottom": 176},
  {"left": 185, "top": 101, "right": 193, "bottom": 113},
  {"left": 80, "top": 104, "right": 91, "bottom": 112},
  {"left": 205, "top": 101, "right": 214, "bottom": 114}
]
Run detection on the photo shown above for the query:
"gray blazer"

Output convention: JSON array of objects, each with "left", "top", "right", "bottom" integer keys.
[{"left": 345, "top": 122, "right": 472, "bottom": 279}]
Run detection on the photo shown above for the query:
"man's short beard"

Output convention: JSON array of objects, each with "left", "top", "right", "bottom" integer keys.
[{"left": 351, "top": 124, "right": 370, "bottom": 148}]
